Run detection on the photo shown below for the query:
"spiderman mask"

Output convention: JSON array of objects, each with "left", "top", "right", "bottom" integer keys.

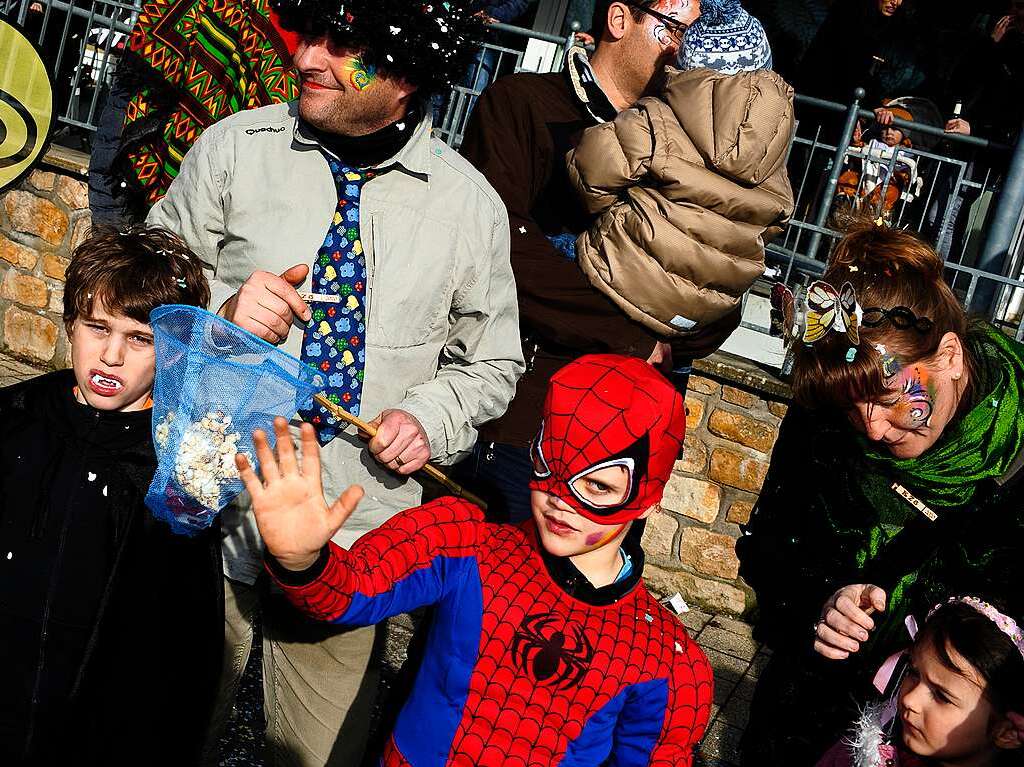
[{"left": 529, "top": 355, "right": 686, "bottom": 525}]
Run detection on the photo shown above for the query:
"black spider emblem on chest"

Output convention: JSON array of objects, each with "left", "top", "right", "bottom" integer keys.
[{"left": 511, "top": 612, "right": 594, "bottom": 689}]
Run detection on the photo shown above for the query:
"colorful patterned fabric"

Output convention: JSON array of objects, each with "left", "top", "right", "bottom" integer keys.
[
  {"left": 298, "top": 158, "right": 371, "bottom": 445},
  {"left": 269, "top": 497, "right": 714, "bottom": 766},
  {"left": 121, "top": 0, "right": 298, "bottom": 208}
]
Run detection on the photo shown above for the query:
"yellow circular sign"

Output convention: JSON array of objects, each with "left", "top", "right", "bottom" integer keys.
[{"left": 0, "top": 19, "right": 55, "bottom": 191}]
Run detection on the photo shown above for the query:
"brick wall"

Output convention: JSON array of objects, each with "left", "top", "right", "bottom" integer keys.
[
  {"left": 643, "top": 356, "right": 790, "bottom": 618},
  {"left": 0, "top": 148, "right": 91, "bottom": 370}
]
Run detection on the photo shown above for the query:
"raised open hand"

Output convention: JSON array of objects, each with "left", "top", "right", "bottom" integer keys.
[
  {"left": 237, "top": 417, "right": 364, "bottom": 571},
  {"left": 993, "top": 14, "right": 1014, "bottom": 43}
]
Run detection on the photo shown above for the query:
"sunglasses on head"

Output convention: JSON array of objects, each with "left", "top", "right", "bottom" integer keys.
[{"left": 861, "top": 305, "right": 934, "bottom": 333}]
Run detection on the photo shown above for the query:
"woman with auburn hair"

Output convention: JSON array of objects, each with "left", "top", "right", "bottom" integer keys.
[{"left": 736, "top": 222, "right": 1024, "bottom": 766}]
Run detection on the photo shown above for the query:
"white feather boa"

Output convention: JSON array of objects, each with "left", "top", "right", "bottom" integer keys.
[{"left": 844, "top": 701, "right": 898, "bottom": 767}]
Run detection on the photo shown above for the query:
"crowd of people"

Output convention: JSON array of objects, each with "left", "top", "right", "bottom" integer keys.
[{"left": 4, "top": 0, "right": 1024, "bottom": 766}]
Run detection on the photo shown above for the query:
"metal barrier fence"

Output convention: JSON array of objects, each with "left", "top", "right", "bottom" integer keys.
[
  {"left": 760, "top": 88, "right": 1024, "bottom": 341},
  {"left": 4, "top": 0, "right": 137, "bottom": 140},
  {"left": 9, "top": 0, "right": 1024, "bottom": 338},
  {"left": 433, "top": 21, "right": 580, "bottom": 149}
]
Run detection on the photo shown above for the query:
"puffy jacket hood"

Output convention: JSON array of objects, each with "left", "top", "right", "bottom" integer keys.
[
  {"left": 663, "top": 66, "right": 793, "bottom": 185},
  {"left": 566, "top": 67, "right": 795, "bottom": 336}
]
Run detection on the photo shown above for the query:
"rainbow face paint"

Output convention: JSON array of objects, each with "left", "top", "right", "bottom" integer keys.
[
  {"left": 345, "top": 56, "right": 377, "bottom": 91},
  {"left": 585, "top": 524, "right": 626, "bottom": 549},
  {"left": 875, "top": 346, "right": 933, "bottom": 429},
  {"left": 887, "top": 365, "right": 935, "bottom": 429}
]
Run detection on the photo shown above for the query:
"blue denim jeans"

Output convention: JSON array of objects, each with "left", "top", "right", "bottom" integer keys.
[{"left": 453, "top": 441, "right": 534, "bottom": 524}]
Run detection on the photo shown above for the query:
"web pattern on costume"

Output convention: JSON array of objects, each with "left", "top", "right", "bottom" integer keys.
[
  {"left": 274, "top": 496, "right": 481, "bottom": 622},
  {"left": 532, "top": 356, "right": 686, "bottom": 523},
  {"left": 273, "top": 497, "right": 712, "bottom": 766},
  {"left": 436, "top": 522, "right": 712, "bottom": 766}
]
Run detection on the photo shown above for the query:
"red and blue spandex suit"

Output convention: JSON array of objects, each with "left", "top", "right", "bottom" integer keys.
[{"left": 269, "top": 496, "right": 713, "bottom": 766}]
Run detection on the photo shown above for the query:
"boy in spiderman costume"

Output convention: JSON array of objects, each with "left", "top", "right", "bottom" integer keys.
[{"left": 239, "top": 354, "right": 713, "bottom": 765}]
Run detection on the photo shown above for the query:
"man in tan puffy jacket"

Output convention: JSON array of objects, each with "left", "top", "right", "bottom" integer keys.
[
  {"left": 459, "top": 0, "right": 742, "bottom": 523},
  {"left": 567, "top": 66, "right": 795, "bottom": 336}
]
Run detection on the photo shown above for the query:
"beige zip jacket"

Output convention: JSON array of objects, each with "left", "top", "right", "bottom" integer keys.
[
  {"left": 148, "top": 101, "right": 523, "bottom": 581},
  {"left": 567, "top": 67, "right": 795, "bottom": 336}
]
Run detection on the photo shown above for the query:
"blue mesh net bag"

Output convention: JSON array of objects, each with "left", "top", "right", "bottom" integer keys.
[{"left": 145, "top": 305, "right": 318, "bottom": 536}]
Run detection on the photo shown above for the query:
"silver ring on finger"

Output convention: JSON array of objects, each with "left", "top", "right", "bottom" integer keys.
[{"left": 813, "top": 619, "right": 823, "bottom": 637}]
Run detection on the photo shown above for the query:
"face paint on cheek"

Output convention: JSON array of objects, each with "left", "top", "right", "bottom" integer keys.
[
  {"left": 346, "top": 56, "right": 377, "bottom": 91},
  {"left": 585, "top": 524, "right": 626, "bottom": 548},
  {"left": 646, "top": 0, "right": 691, "bottom": 49},
  {"left": 895, "top": 366, "right": 935, "bottom": 429}
]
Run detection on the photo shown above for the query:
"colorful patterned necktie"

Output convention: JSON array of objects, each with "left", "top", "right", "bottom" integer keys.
[{"left": 299, "top": 157, "right": 373, "bottom": 445}]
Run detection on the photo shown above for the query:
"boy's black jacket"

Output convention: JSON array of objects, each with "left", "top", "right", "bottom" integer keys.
[{"left": 0, "top": 369, "right": 223, "bottom": 765}]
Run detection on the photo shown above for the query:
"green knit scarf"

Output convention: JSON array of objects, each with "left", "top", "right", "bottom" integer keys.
[{"left": 862, "top": 324, "right": 1024, "bottom": 509}]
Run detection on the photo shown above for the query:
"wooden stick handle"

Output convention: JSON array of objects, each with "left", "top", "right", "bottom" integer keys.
[{"left": 312, "top": 394, "right": 488, "bottom": 510}]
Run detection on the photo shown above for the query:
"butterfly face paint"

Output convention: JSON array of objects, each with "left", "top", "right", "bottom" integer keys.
[
  {"left": 869, "top": 346, "right": 936, "bottom": 431},
  {"left": 345, "top": 55, "right": 377, "bottom": 91},
  {"left": 888, "top": 365, "right": 936, "bottom": 430}
]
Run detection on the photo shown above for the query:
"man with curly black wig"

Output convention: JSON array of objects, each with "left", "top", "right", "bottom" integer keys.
[{"left": 147, "top": 1, "right": 524, "bottom": 764}]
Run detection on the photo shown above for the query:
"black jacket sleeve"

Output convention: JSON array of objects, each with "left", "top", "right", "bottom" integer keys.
[{"left": 736, "top": 405, "right": 860, "bottom": 650}]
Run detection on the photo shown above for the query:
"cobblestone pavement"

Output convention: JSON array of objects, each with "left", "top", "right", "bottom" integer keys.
[
  {"left": 683, "top": 607, "right": 764, "bottom": 767},
  {"left": 216, "top": 607, "right": 761, "bottom": 766}
]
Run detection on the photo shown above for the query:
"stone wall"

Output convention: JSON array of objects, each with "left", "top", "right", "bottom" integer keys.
[
  {"left": 643, "top": 354, "right": 790, "bottom": 618},
  {"left": 0, "top": 147, "right": 91, "bottom": 370}
]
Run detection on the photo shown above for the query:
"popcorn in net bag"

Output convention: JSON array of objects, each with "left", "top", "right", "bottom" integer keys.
[{"left": 145, "top": 305, "right": 318, "bottom": 535}]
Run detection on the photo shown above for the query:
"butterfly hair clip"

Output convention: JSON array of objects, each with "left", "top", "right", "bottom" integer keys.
[
  {"left": 769, "top": 282, "right": 800, "bottom": 342},
  {"left": 770, "top": 280, "right": 861, "bottom": 348}
]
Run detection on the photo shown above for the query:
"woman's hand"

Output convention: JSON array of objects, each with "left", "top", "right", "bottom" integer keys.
[
  {"left": 945, "top": 118, "right": 971, "bottom": 135},
  {"left": 992, "top": 14, "right": 1014, "bottom": 43},
  {"left": 814, "top": 584, "right": 887, "bottom": 660},
  {"left": 237, "top": 417, "right": 364, "bottom": 571}
]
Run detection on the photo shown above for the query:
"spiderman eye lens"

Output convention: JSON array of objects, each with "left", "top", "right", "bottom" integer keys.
[
  {"left": 531, "top": 435, "right": 551, "bottom": 478},
  {"left": 569, "top": 461, "right": 633, "bottom": 509}
]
